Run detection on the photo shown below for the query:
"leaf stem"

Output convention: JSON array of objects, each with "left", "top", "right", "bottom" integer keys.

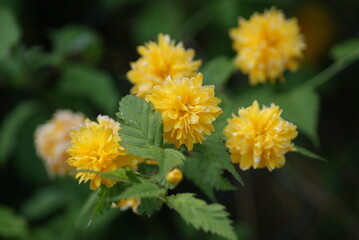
[{"left": 303, "top": 47, "right": 359, "bottom": 90}]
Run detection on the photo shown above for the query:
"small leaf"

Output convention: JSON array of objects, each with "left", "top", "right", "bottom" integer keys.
[
  {"left": 92, "top": 185, "right": 122, "bottom": 220},
  {"left": 166, "top": 193, "right": 237, "bottom": 240},
  {"left": 183, "top": 155, "right": 235, "bottom": 202},
  {"left": 195, "top": 134, "right": 244, "bottom": 186},
  {"left": 111, "top": 182, "right": 166, "bottom": 201},
  {"left": 137, "top": 198, "right": 162, "bottom": 217},
  {"left": 75, "top": 167, "right": 141, "bottom": 183},
  {"left": 151, "top": 147, "right": 186, "bottom": 187},
  {"left": 295, "top": 145, "right": 327, "bottom": 162},
  {"left": 117, "top": 95, "right": 163, "bottom": 158},
  {"left": 0, "top": 7, "right": 21, "bottom": 61},
  {"left": 330, "top": 38, "right": 359, "bottom": 60},
  {"left": 0, "top": 205, "right": 28, "bottom": 239},
  {"left": 201, "top": 56, "right": 234, "bottom": 87},
  {"left": 0, "top": 101, "right": 42, "bottom": 165},
  {"left": 58, "top": 64, "right": 119, "bottom": 115}
]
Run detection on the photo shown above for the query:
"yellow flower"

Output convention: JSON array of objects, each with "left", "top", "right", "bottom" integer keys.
[
  {"left": 230, "top": 8, "right": 305, "bottom": 85},
  {"left": 146, "top": 73, "right": 222, "bottom": 150},
  {"left": 223, "top": 101, "right": 298, "bottom": 171},
  {"left": 67, "top": 115, "right": 137, "bottom": 190},
  {"left": 127, "top": 33, "right": 201, "bottom": 97},
  {"left": 113, "top": 198, "right": 141, "bottom": 214},
  {"left": 166, "top": 168, "right": 183, "bottom": 185},
  {"left": 115, "top": 198, "right": 140, "bottom": 214},
  {"left": 34, "top": 110, "right": 85, "bottom": 177}
]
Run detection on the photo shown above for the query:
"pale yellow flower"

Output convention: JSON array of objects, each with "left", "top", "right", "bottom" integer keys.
[
  {"left": 166, "top": 168, "right": 183, "bottom": 185},
  {"left": 67, "top": 115, "right": 137, "bottom": 190},
  {"left": 127, "top": 33, "right": 201, "bottom": 97},
  {"left": 115, "top": 198, "right": 140, "bottom": 214},
  {"left": 34, "top": 110, "right": 85, "bottom": 177},
  {"left": 230, "top": 8, "right": 305, "bottom": 84},
  {"left": 223, "top": 101, "right": 298, "bottom": 171},
  {"left": 146, "top": 73, "right": 222, "bottom": 150}
]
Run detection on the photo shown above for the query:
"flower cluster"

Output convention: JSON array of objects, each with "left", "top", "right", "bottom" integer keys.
[
  {"left": 37, "top": 7, "right": 305, "bottom": 196},
  {"left": 127, "top": 33, "right": 201, "bottom": 97},
  {"left": 223, "top": 101, "right": 298, "bottom": 171},
  {"left": 34, "top": 110, "right": 85, "bottom": 177},
  {"left": 146, "top": 73, "right": 222, "bottom": 150},
  {"left": 67, "top": 115, "right": 139, "bottom": 190},
  {"left": 230, "top": 8, "right": 305, "bottom": 84}
]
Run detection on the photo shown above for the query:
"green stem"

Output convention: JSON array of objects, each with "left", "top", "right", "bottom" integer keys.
[
  {"left": 158, "top": 196, "right": 167, "bottom": 203},
  {"left": 176, "top": 6, "right": 211, "bottom": 39},
  {"left": 304, "top": 47, "right": 359, "bottom": 90}
]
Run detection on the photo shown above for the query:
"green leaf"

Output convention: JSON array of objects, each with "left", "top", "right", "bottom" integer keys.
[
  {"left": 21, "top": 187, "right": 66, "bottom": 221},
  {"left": 0, "top": 205, "right": 28, "bottom": 239},
  {"left": 92, "top": 185, "right": 122, "bottom": 220},
  {"left": 166, "top": 193, "right": 237, "bottom": 240},
  {"left": 295, "top": 145, "right": 327, "bottom": 162},
  {"left": 183, "top": 155, "right": 234, "bottom": 202},
  {"left": 201, "top": 56, "right": 234, "bottom": 87},
  {"left": 99, "top": 168, "right": 131, "bottom": 182},
  {"left": 150, "top": 147, "right": 186, "bottom": 187},
  {"left": 76, "top": 190, "right": 99, "bottom": 228},
  {"left": 195, "top": 134, "right": 244, "bottom": 186},
  {"left": 58, "top": 64, "right": 119, "bottom": 115},
  {"left": 75, "top": 167, "right": 143, "bottom": 185},
  {"left": 137, "top": 198, "right": 162, "bottom": 217},
  {"left": 132, "top": 1, "right": 184, "bottom": 43},
  {"left": 111, "top": 182, "right": 166, "bottom": 201},
  {"left": 0, "top": 101, "right": 42, "bottom": 165},
  {"left": 51, "top": 25, "right": 103, "bottom": 64},
  {"left": 116, "top": 95, "right": 163, "bottom": 157},
  {"left": 330, "top": 38, "right": 359, "bottom": 60},
  {"left": 275, "top": 87, "right": 319, "bottom": 144},
  {"left": 0, "top": 7, "right": 21, "bottom": 62},
  {"left": 76, "top": 168, "right": 131, "bottom": 183}
]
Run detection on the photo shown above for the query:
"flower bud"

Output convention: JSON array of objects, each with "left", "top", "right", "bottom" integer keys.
[{"left": 166, "top": 168, "right": 183, "bottom": 185}]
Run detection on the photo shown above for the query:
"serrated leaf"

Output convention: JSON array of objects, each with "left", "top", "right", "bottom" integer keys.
[
  {"left": 0, "top": 7, "right": 21, "bottom": 62},
  {"left": 75, "top": 167, "right": 141, "bottom": 184},
  {"left": 166, "top": 193, "right": 237, "bottom": 240},
  {"left": 330, "top": 38, "right": 359, "bottom": 60},
  {"left": 295, "top": 145, "right": 327, "bottom": 162},
  {"left": 0, "top": 205, "right": 28, "bottom": 239},
  {"left": 137, "top": 198, "right": 162, "bottom": 217},
  {"left": 117, "top": 95, "right": 163, "bottom": 158},
  {"left": 0, "top": 101, "right": 42, "bottom": 165},
  {"left": 92, "top": 185, "right": 122, "bottom": 220},
  {"left": 183, "top": 155, "right": 235, "bottom": 202},
  {"left": 58, "top": 64, "right": 119, "bottom": 115},
  {"left": 111, "top": 182, "right": 166, "bottom": 201},
  {"left": 151, "top": 147, "right": 186, "bottom": 187},
  {"left": 201, "top": 56, "right": 234, "bottom": 87},
  {"left": 195, "top": 135, "right": 244, "bottom": 186}
]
